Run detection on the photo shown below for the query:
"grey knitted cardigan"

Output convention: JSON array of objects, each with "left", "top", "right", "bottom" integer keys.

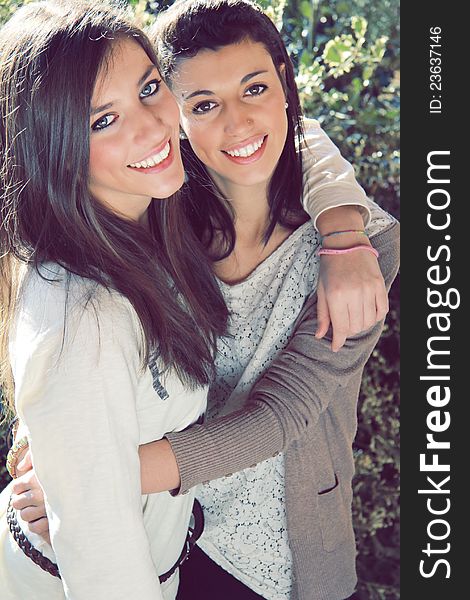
[{"left": 166, "top": 221, "right": 400, "bottom": 600}]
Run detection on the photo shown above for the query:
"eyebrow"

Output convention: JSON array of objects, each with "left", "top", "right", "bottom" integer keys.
[
  {"left": 90, "top": 64, "right": 158, "bottom": 116},
  {"left": 183, "top": 70, "right": 269, "bottom": 100}
]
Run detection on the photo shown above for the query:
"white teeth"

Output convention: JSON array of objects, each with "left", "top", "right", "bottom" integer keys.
[
  {"left": 129, "top": 142, "right": 171, "bottom": 169},
  {"left": 225, "top": 137, "right": 265, "bottom": 158}
]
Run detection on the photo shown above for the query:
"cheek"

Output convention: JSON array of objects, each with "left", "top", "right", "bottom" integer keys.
[
  {"left": 181, "top": 119, "right": 215, "bottom": 161},
  {"left": 89, "top": 138, "right": 123, "bottom": 182},
  {"left": 267, "top": 93, "right": 288, "bottom": 123},
  {"left": 88, "top": 143, "right": 104, "bottom": 184},
  {"left": 161, "top": 93, "right": 181, "bottom": 129},
  {"left": 263, "top": 97, "right": 288, "bottom": 148}
]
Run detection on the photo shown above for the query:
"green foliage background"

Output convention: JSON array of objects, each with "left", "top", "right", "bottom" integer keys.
[{"left": 0, "top": 1, "right": 400, "bottom": 598}]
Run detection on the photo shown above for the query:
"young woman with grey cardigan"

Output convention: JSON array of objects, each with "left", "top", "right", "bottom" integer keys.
[{"left": 166, "top": 215, "right": 399, "bottom": 600}]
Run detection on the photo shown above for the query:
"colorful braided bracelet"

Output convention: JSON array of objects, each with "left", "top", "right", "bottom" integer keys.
[{"left": 320, "top": 229, "right": 368, "bottom": 244}]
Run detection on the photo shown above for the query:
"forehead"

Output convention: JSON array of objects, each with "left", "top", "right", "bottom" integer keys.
[
  {"left": 172, "top": 40, "right": 276, "bottom": 96},
  {"left": 92, "top": 38, "right": 153, "bottom": 101}
]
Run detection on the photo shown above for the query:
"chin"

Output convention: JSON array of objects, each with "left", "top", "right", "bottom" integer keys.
[
  {"left": 231, "top": 172, "right": 273, "bottom": 188},
  {"left": 151, "top": 167, "right": 185, "bottom": 199}
]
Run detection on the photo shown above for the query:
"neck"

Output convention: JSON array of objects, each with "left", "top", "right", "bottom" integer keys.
[
  {"left": 208, "top": 171, "right": 271, "bottom": 245},
  {"left": 208, "top": 174, "right": 297, "bottom": 285},
  {"left": 234, "top": 205, "right": 271, "bottom": 247}
]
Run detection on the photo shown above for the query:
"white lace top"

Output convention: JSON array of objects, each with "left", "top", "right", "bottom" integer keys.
[{"left": 197, "top": 201, "right": 394, "bottom": 599}]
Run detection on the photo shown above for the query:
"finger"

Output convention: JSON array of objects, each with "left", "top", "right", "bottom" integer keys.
[
  {"left": 347, "top": 295, "right": 365, "bottom": 336},
  {"left": 11, "top": 490, "right": 39, "bottom": 510},
  {"left": 11, "top": 478, "right": 32, "bottom": 496},
  {"left": 16, "top": 451, "right": 33, "bottom": 477},
  {"left": 11, "top": 478, "right": 44, "bottom": 509},
  {"left": 329, "top": 304, "right": 349, "bottom": 352},
  {"left": 363, "top": 293, "right": 379, "bottom": 331},
  {"left": 11, "top": 468, "right": 41, "bottom": 495},
  {"left": 331, "top": 330, "right": 347, "bottom": 353},
  {"left": 27, "top": 517, "right": 50, "bottom": 537},
  {"left": 19, "top": 505, "right": 47, "bottom": 524},
  {"left": 315, "top": 283, "right": 331, "bottom": 339},
  {"left": 375, "top": 284, "right": 390, "bottom": 321}
]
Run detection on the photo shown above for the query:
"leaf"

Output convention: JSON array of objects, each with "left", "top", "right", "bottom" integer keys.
[
  {"left": 351, "top": 77, "right": 363, "bottom": 95},
  {"left": 371, "top": 36, "right": 389, "bottom": 60},
  {"left": 323, "top": 36, "right": 354, "bottom": 66},
  {"left": 352, "top": 15, "right": 368, "bottom": 40},
  {"left": 324, "top": 42, "right": 341, "bottom": 64},
  {"left": 300, "top": 0, "right": 313, "bottom": 20},
  {"left": 362, "top": 66, "right": 374, "bottom": 82},
  {"left": 300, "top": 50, "right": 312, "bottom": 67}
]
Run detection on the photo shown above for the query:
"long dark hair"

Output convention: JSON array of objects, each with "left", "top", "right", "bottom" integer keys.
[
  {"left": 150, "top": 0, "right": 307, "bottom": 259},
  {"left": 0, "top": 0, "right": 228, "bottom": 414}
]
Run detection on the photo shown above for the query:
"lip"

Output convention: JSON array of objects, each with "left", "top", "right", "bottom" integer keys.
[
  {"left": 129, "top": 138, "right": 171, "bottom": 166},
  {"left": 222, "top": 134, "right": 268, "bottom": 165},
  {"left": 127, "top": 139, "right": 174, "bottom": 174},
  {"left": 222, "top": 134, "right": 267, "bottom": 154}
]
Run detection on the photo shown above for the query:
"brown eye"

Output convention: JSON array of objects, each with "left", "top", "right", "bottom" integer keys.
[
  {"left": 245, "top": 84, "right": 267, "bottom": 97},
  {"left": 192, "top": 100, "right": 218, "bottom": 114}
]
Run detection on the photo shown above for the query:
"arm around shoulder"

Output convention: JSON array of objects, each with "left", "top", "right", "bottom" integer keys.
[
  {"left": 300, "top": 118, "right": 371, "bottom": 227},
  {"left": 165, "top": 222, "right": 400, "bottom": 494}
]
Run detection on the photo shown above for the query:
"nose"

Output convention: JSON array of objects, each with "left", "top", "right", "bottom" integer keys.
[
  {"left": 132, "top": 104, "right": 166, "bottom": 146},
  {"left": 223, "top": 100, "right": 254, "bottom": 136}
]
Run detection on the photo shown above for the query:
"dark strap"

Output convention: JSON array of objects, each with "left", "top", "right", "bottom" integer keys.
[
  {"left": 159, "top": 498, "right": 204, "bottom": 583},
  {"left": 7, "top": 497, "right": 61, "bottom": 578},
  {"left": 6, "top": 496, "right": 204, "bottom": 584}
]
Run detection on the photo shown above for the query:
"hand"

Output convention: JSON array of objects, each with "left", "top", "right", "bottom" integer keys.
[
  {"left": 315, "top": 245, "right": 388, "bottom": 352},
  {"left": 10, "top": 453, "right": 51, "bottom": 545},
  {"left": 15, "top": 444, "right": 32, "bottom": 478}
]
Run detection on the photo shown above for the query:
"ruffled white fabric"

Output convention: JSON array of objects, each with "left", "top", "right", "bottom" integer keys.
[{"left": 198, "top": 221, "right": 319, "bottom": 599}]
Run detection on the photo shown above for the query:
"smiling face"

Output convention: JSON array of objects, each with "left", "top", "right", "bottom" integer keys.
[
  {"left": 171, "top": 39, "right": 288, "bottom": 198},
  {"left": 89, "top": 38, "right": 184, "bottom": 223}
]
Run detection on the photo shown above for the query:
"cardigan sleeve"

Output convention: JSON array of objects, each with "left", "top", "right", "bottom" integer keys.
[
  {"left": 300, "top": 118, "right": 371, "bottom": 228},
  {"left": 13, "top": 278, "right": 163, "bottom": 599},
  {"left": 166, "top": 221, "right": 399, "bottom": 494}
]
